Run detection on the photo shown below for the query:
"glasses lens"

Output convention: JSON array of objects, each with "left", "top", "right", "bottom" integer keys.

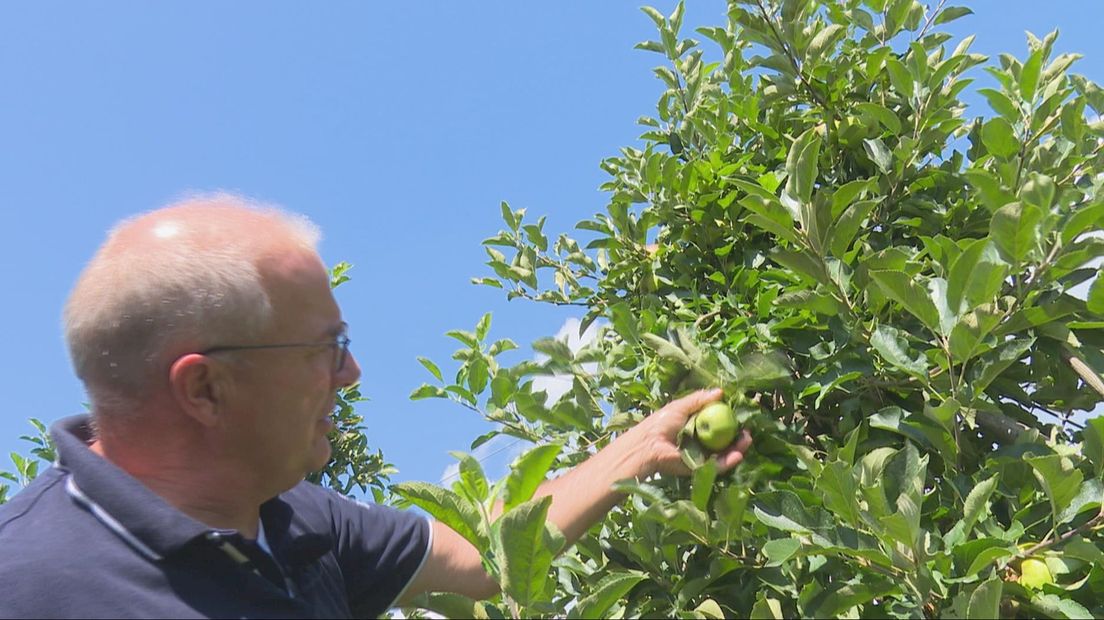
[{"left": 335, "top": 334, "right": 350, "bottom": 373}]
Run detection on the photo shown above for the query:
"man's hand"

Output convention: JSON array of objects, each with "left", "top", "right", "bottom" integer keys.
[{"left": 627, "top": 388, "right": 752, "bottom": 477}]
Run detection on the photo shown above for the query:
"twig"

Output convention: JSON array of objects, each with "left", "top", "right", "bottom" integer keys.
[
  {"left": 510, "top": 287, "right": 590, "bottom": 307},
  {"left": 1019, "top": 507, "right": 1104, "bottom": 559},
  {"left": 1057, "top": 141, "right": 1104, "bottom": 186},
  {"left": 752, "top": 0, "right": 831, "bottom": 111},
  {"left": 914, "top": 0, "right": 948, "bottom": 41},
  {"left": 694, "top": 310, "right": 721, "bottom": 328}
]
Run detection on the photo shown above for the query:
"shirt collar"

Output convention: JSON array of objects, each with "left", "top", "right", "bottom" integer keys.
[{"left": 50, "top": 415, "right": 292, "bottom": 560}]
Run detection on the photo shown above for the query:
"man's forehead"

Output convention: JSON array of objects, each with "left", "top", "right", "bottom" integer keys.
[{"left": 260, "top": 251, "right": 343, "bottom": 332}]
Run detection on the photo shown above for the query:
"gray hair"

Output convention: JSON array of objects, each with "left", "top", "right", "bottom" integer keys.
[{"left": 63, "top": 192, "right": 322, "bottom": 421}]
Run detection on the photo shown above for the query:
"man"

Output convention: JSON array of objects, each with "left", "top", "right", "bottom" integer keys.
[{"left": 0, "top": 194, "right": 750, "bottom": 618}]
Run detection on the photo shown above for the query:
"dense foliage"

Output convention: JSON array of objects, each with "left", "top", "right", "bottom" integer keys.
[{"left": 400, "top": 1, "right": 1104, "bottom": 617}]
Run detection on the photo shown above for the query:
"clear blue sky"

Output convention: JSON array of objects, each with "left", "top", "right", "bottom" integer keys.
[{"left": 1, "top": 2, "right": 1101, "bottom": 492}]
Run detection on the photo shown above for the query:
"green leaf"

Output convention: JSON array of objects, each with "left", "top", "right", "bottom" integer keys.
[
  {"left": 446, "top": 329, "right": 479, "bottom": 348},
  {"left": 750, "top": 595, "right": 785, "bottom": 619},
  {"left": 417, "top": 356, "right": 443, "bottom": 382},
  {"left": 1020, "top": 48, "right": 1044, "bottom": 101},
  {"left": 981, "top": 117, "right": 1019, "bottom": 159},
  {"left": 410, "top": 384, "right": 448, "bottom": 400},
  {"left": 1030, "top": 593, "right": 1093, "bottom": 619},
  {"left": 744, "top": 213, "right": 801, "bottom": 245},
  {"left": 649, "top": 500, "right": 710, "bottom": 536},
  {"left": 869, "top": 270, "right": 942, "bottom": 333},
  {"left": 952, "top": 537, "right": 1014, "bottom": 575},
  {"left": 571, "top": 571, "right": 648, "bottom": 619},
  {"left": 634, "top": 40, "right": 666, "bottom": 54},
  {"left": 978, "top": 87, "right": 1019, "bottom": 120},
  {"left": 489, "top": 338, "right": 519, "bottom": 356},
  {"left": 504, "top": 443, "right": 563, "bottom": 512},
  {"left": 885, "top": 57, "right": 914, "bottom": 98},
  {"left": 640, "top": 332, "right": 692, "bottom": 367},
  {"left": 729, "top": 349, "right": 793, "bottom": 388},
  {"left": 798, "top": 580, "right": 878, "bottom": 619},
  {"left": 752, "top": 490, "right": 831, "bottom": 534},
  {"left": 965, "top": 168, "right": 1016, "bottom": 211},
  {"left": 929, "top": 277, "right": 958, "bottom": 337},
  {"left": 496, "top": 496, "right": 565, "bottom": 607},
  {"left": 762, "top": 538, "right": 801, "bottom": 565},
  {"left": 691, "top": 458, "right": 718, "bottom": 512},
  {"left": 607, "top": 302, "right": 640, "bottom": 345},
  {"left": 862, "top": 138, "right": 893, "bottom": 174},
  {"left": 815, "top": 461, "right": 861, "bottom": 526},
  {"left": 946, "top": 239, "right": 1009, "bottom": 315},
  {"left": 640, "top": 6, "right": 666, "bottom": 28},
  {"left": 830, "top": 179, "right": 875, "bottom": 218},
  {"left": 1057, "top": 479, "right": 1104, "bottom": 524},
  {"left": 990, "top": 201, "right": 1043, "bottom": 267},
  {"left": 475, "top": 312, "right": 492, "bottom": 342},
  {"left": 404, "top": 592, "right": 486, "bottom": 620},
  {"left": 468, "top": 357, "right": 489, "bottom": 395},
  {"left": 995, "top": 296, "right": 1080, "bottom": 336},
  {"left": 776, "top": 289, "right": 840, "bottom": 316},
  {"left": 806, "top": 24, "right": 845, "bottom": 61},
  {"left": 966, "top": 576, "right": 1002, "bottom": 619},
  {"left": 962, "top": 475, "right": 1000, "bottom": 540},
  {"left": 969, "top": 336, "right": 1034, "bottom": 395},
  {"left": 784, "top": 128, "right": 822, "bottom": 206},
  {"left": 393, "top": 481, "right": 487, "bottom": 550},
  {"left": 533, "top": 337, "right": 575, "bottom": 364},
  {"left": 870, "top": 324, "right": 929, "bottom": 378},
  {"left": 611, "top": 479, "right": 670, "bottom": 505},
  {"left": 694, "top": 599, "right": 725, "bottom": 620},
  {"left": 1027, "top": 454, "right": 1085, "bottom": 522},
  {"left": 451, "top": 452, "right": 489, "bottom": 503},
  {"left": 933, "top": 5, "right": 973, "bottom": 25},
  {"left": 770, "top": 248, "right": 825, "bottom": 284},
  {"left": 1060, "top": 202, "right": 1104, "bottom": 245},
  {"left": 950, "top": 305, "right": 1003, "bottom": 362},
  {"left": 830, "top": 199, "right": 879, "bottom": 257},
  {"left": 1083, "top": 416, "right": 1104, "bottom": 478},
  {"left": 855, "top": 103, "right": 901, "bottom": 133},
  {"left": 1063, "top": 536, "right": 1104, "bottom": 563},
  {"left": 1021, "top": 173, "right": 1055, "bottom": 211},
  {"left": 1088, "top": 274, "right": 1104, "bottom": 315}
]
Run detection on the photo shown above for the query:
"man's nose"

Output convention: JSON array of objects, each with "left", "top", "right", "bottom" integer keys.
[{"left": 337, "top": 349, "right": 362, "bottom": 387}]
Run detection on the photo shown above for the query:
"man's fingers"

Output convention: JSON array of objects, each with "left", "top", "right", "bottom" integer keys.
[
  {"left": 663, "top": 387, "right": 723, "bottom": 419},
  {"left": 716, "top": 430, "right": 752, "bottom": 471},
  {"left": 733, "top": 429, "right": 752, "bottom": 454}
]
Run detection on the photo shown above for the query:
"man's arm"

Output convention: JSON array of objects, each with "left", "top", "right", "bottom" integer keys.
[{"left": 401, "top": 388, "right": 752, "bottom": 602}]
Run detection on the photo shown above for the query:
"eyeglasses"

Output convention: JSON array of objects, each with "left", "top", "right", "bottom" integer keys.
[{"left": 199, "top": 322, "right": 351, "bottom": 373}]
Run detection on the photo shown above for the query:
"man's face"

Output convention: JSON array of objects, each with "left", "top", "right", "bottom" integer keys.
[{"left": 219, "top": 250, "right": 361, "bottom": 492}]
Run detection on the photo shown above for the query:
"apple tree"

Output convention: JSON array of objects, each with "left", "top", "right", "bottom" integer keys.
[{"left": 401, "top": 1, "right": 1104, "bottom": 617}]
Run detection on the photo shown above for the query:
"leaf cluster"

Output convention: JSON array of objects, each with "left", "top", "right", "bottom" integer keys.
[{"left": 408, "top": 0, "right": 1104, "bottom": 617}]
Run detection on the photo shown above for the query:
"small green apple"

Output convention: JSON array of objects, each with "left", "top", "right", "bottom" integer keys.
[
  {"left": 1019, "top": 557, "right": 1054, "bottom": 589},
  {"left": 695, "top": 402, "right": 737, "bottom": 452}
]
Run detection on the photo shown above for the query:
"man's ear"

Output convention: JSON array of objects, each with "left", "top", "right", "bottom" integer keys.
[{"left": 168, "top": 354, "right": 229, "bottom": 427}]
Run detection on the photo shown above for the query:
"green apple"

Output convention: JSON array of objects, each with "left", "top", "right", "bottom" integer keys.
[
  {"left": 1019, "top": 557, "right": 1054, "bottom": 589},
  {"left": 695, "top": 402, "right": 737, "bottom": 452}
]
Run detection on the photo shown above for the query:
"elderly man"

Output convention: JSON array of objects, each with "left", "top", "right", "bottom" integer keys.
[{"left": 0, "top": 194, "right": 750, "bottom": 618}]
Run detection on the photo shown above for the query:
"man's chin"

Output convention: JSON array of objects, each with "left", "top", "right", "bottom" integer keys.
[{"left": 309, "top": 441, "right": 333, "bottom": 473}]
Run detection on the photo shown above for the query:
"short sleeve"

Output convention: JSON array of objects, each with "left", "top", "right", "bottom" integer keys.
[{"left": 326, "top": 493, "right": 432, "bottom": 617}]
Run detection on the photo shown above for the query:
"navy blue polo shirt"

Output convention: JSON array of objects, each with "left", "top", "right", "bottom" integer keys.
[{"left": 0, "top": 416, "right": 432, "bottom": 619}]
